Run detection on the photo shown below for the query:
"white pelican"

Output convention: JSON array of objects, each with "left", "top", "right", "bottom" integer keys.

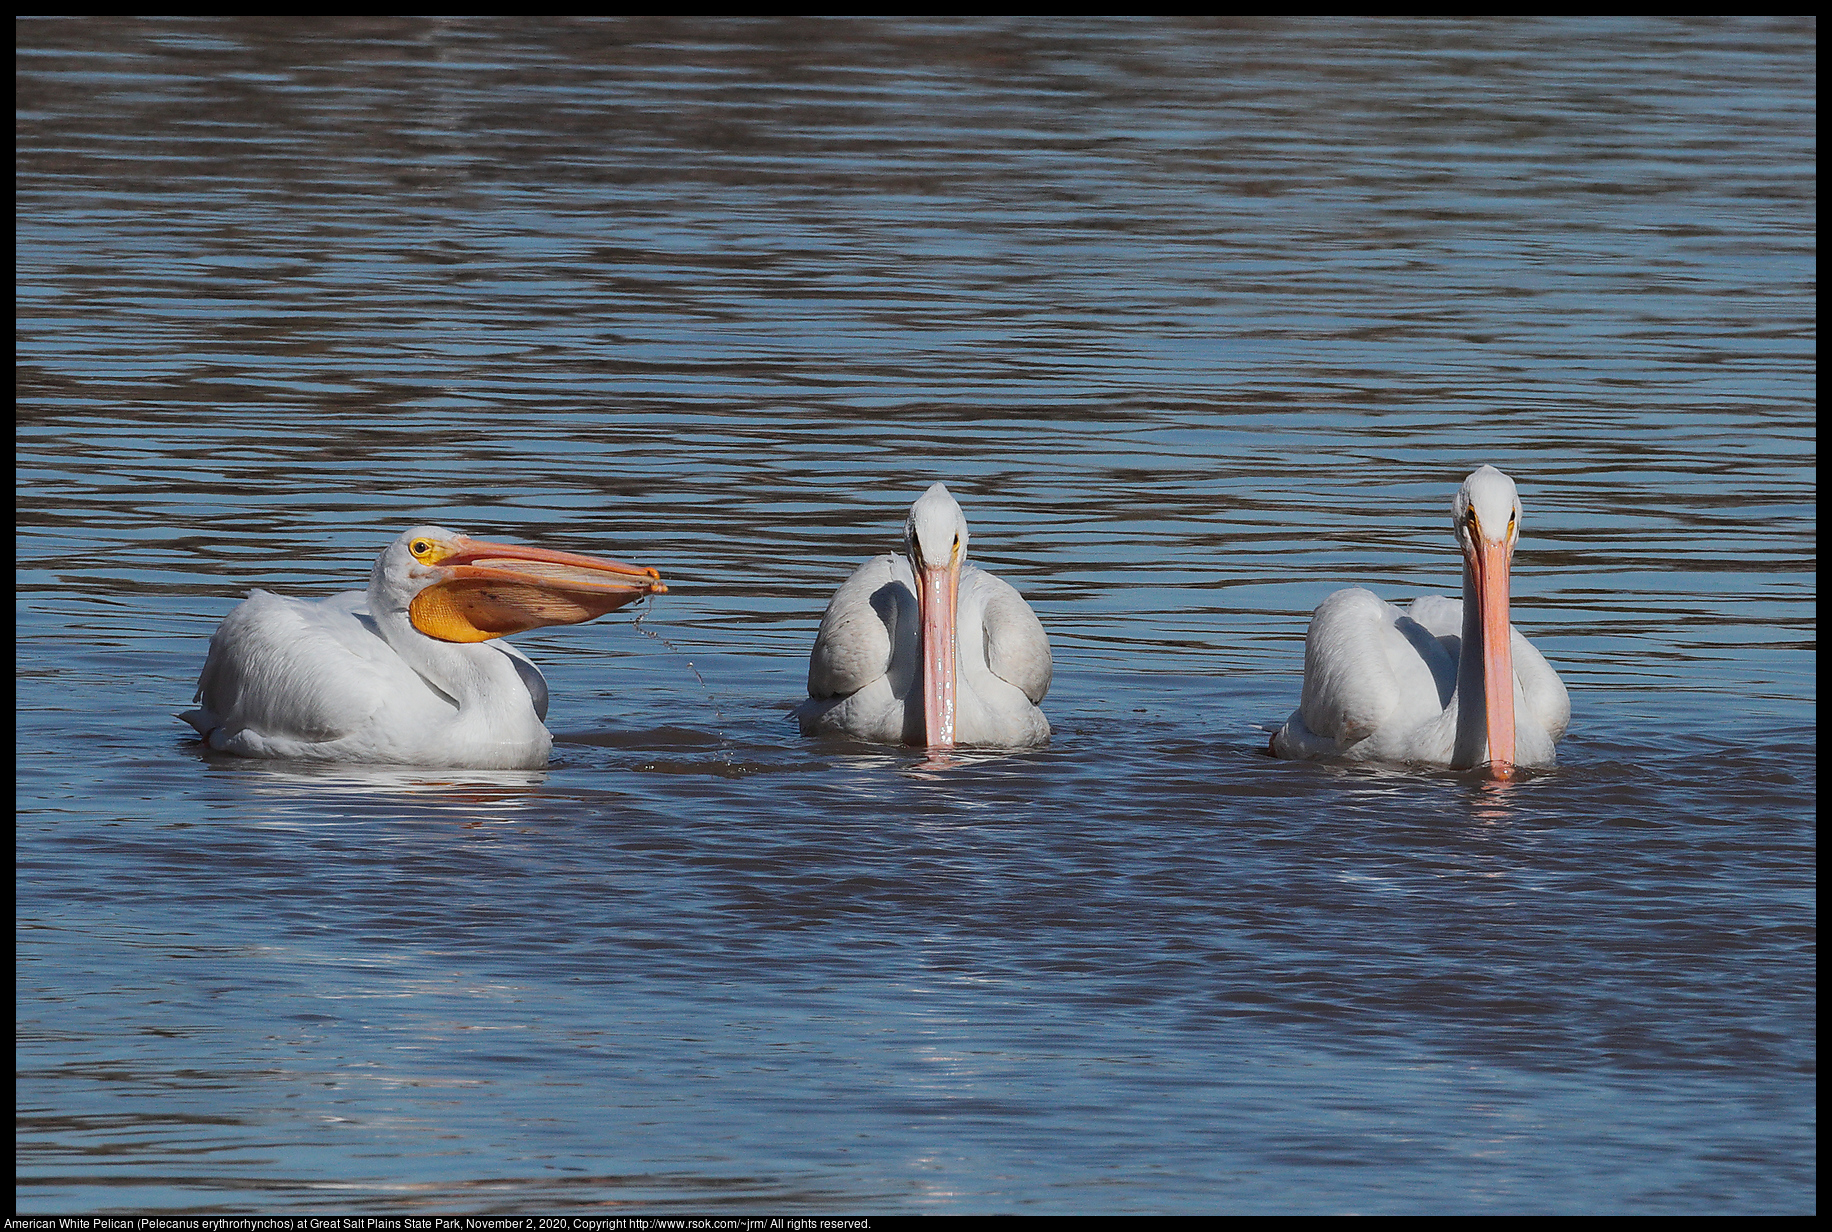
[
  {"left": 182, "top": 526, "right": 667, "bottom": 769},
  {"left": 1269, "top": 465, "right": 1569, "bottom": 777},
  {"left": 794, "top": 482, "right": 1051, "bottom": 748}
]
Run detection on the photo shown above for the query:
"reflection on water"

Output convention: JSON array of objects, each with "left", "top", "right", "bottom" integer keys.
[
  {"left": 199, "top": 757, "right": 550, "bottom": 792},
  {"left": 199, "top": 760, "right": 554, "bottom": 827},
  {"left": 1464, "top": 776, "right": 1525, "bottom": 827},
  {"left": 16, "top": 14, "right": 1815, "bottom": 1217}
]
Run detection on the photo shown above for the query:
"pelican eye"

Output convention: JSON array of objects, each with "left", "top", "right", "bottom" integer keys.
[{"left": 411, "top": 539, "right": 434, "bottom": 558}]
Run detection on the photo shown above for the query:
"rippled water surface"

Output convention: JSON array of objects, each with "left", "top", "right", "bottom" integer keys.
[{"left": 16, "top": 16, "right": 1815, "bottom": 1214}]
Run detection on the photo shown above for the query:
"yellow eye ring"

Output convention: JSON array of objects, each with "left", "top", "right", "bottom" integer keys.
[{"left": 411, "top": 539, "right": 433, "bottom": 557}]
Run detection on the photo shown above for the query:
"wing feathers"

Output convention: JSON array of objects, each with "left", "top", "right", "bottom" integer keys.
[
  {"left": 968, "top": 568, "right": 1052, "bottom": 705},
  {"left": 806, "top": 555, "right": 914, "bottom": 700}
]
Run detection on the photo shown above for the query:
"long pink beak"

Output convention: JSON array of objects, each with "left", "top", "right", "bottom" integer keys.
[
  {"left": 443, "top": 536, "right": 666, "bottom": 590},
  {"left": 917, "top": 561, "right": 959, "bottom": 748},
  {"left": 409, "top": 537, "right": 666, "bottom": 643},
  {"left": 1470, "top": 535, "right": 1516, "bottom": 779}
]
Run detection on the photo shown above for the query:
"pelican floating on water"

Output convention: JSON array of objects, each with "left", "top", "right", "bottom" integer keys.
[
  {"left": 1269, "top": 465, "right": 1569, "bottom": 777},
  {"left": 795, "top": 482, "right": 1051, "bottom": 748},
  {"left": 183, "top": 526, "right": 666, "bottom": 769}
]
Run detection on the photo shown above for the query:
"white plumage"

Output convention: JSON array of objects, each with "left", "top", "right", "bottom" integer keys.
[
  {"left": 795, "top": 483, "right": 1051, "bottom": 748},
  {"left": 183, "top": 526, "right": 665, "bottom": 769},
  {"left": 1270, "top": 466, "right": 1569, "bottom": 775}
]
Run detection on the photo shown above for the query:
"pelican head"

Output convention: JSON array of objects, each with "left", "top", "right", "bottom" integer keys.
[
  {"left": 370, "top": 525, "right": 667, "bottom": 644},
  {"left": 1452, "top": 466, "right": 1522, "bottom": 778},
  {"left": 905, "top": 482, "right": 969, "bottom": 569},
  {"left": 904, "top": 484, "right": 968, "bottom": 748},
  {"left": 1453, "top": 465, "right": 1521, "bottom": 556}
]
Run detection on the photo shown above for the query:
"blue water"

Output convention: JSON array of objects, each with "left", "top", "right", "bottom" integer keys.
[{"left": 16, "top": 16, "right": 1815, "bottom": 1214}]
